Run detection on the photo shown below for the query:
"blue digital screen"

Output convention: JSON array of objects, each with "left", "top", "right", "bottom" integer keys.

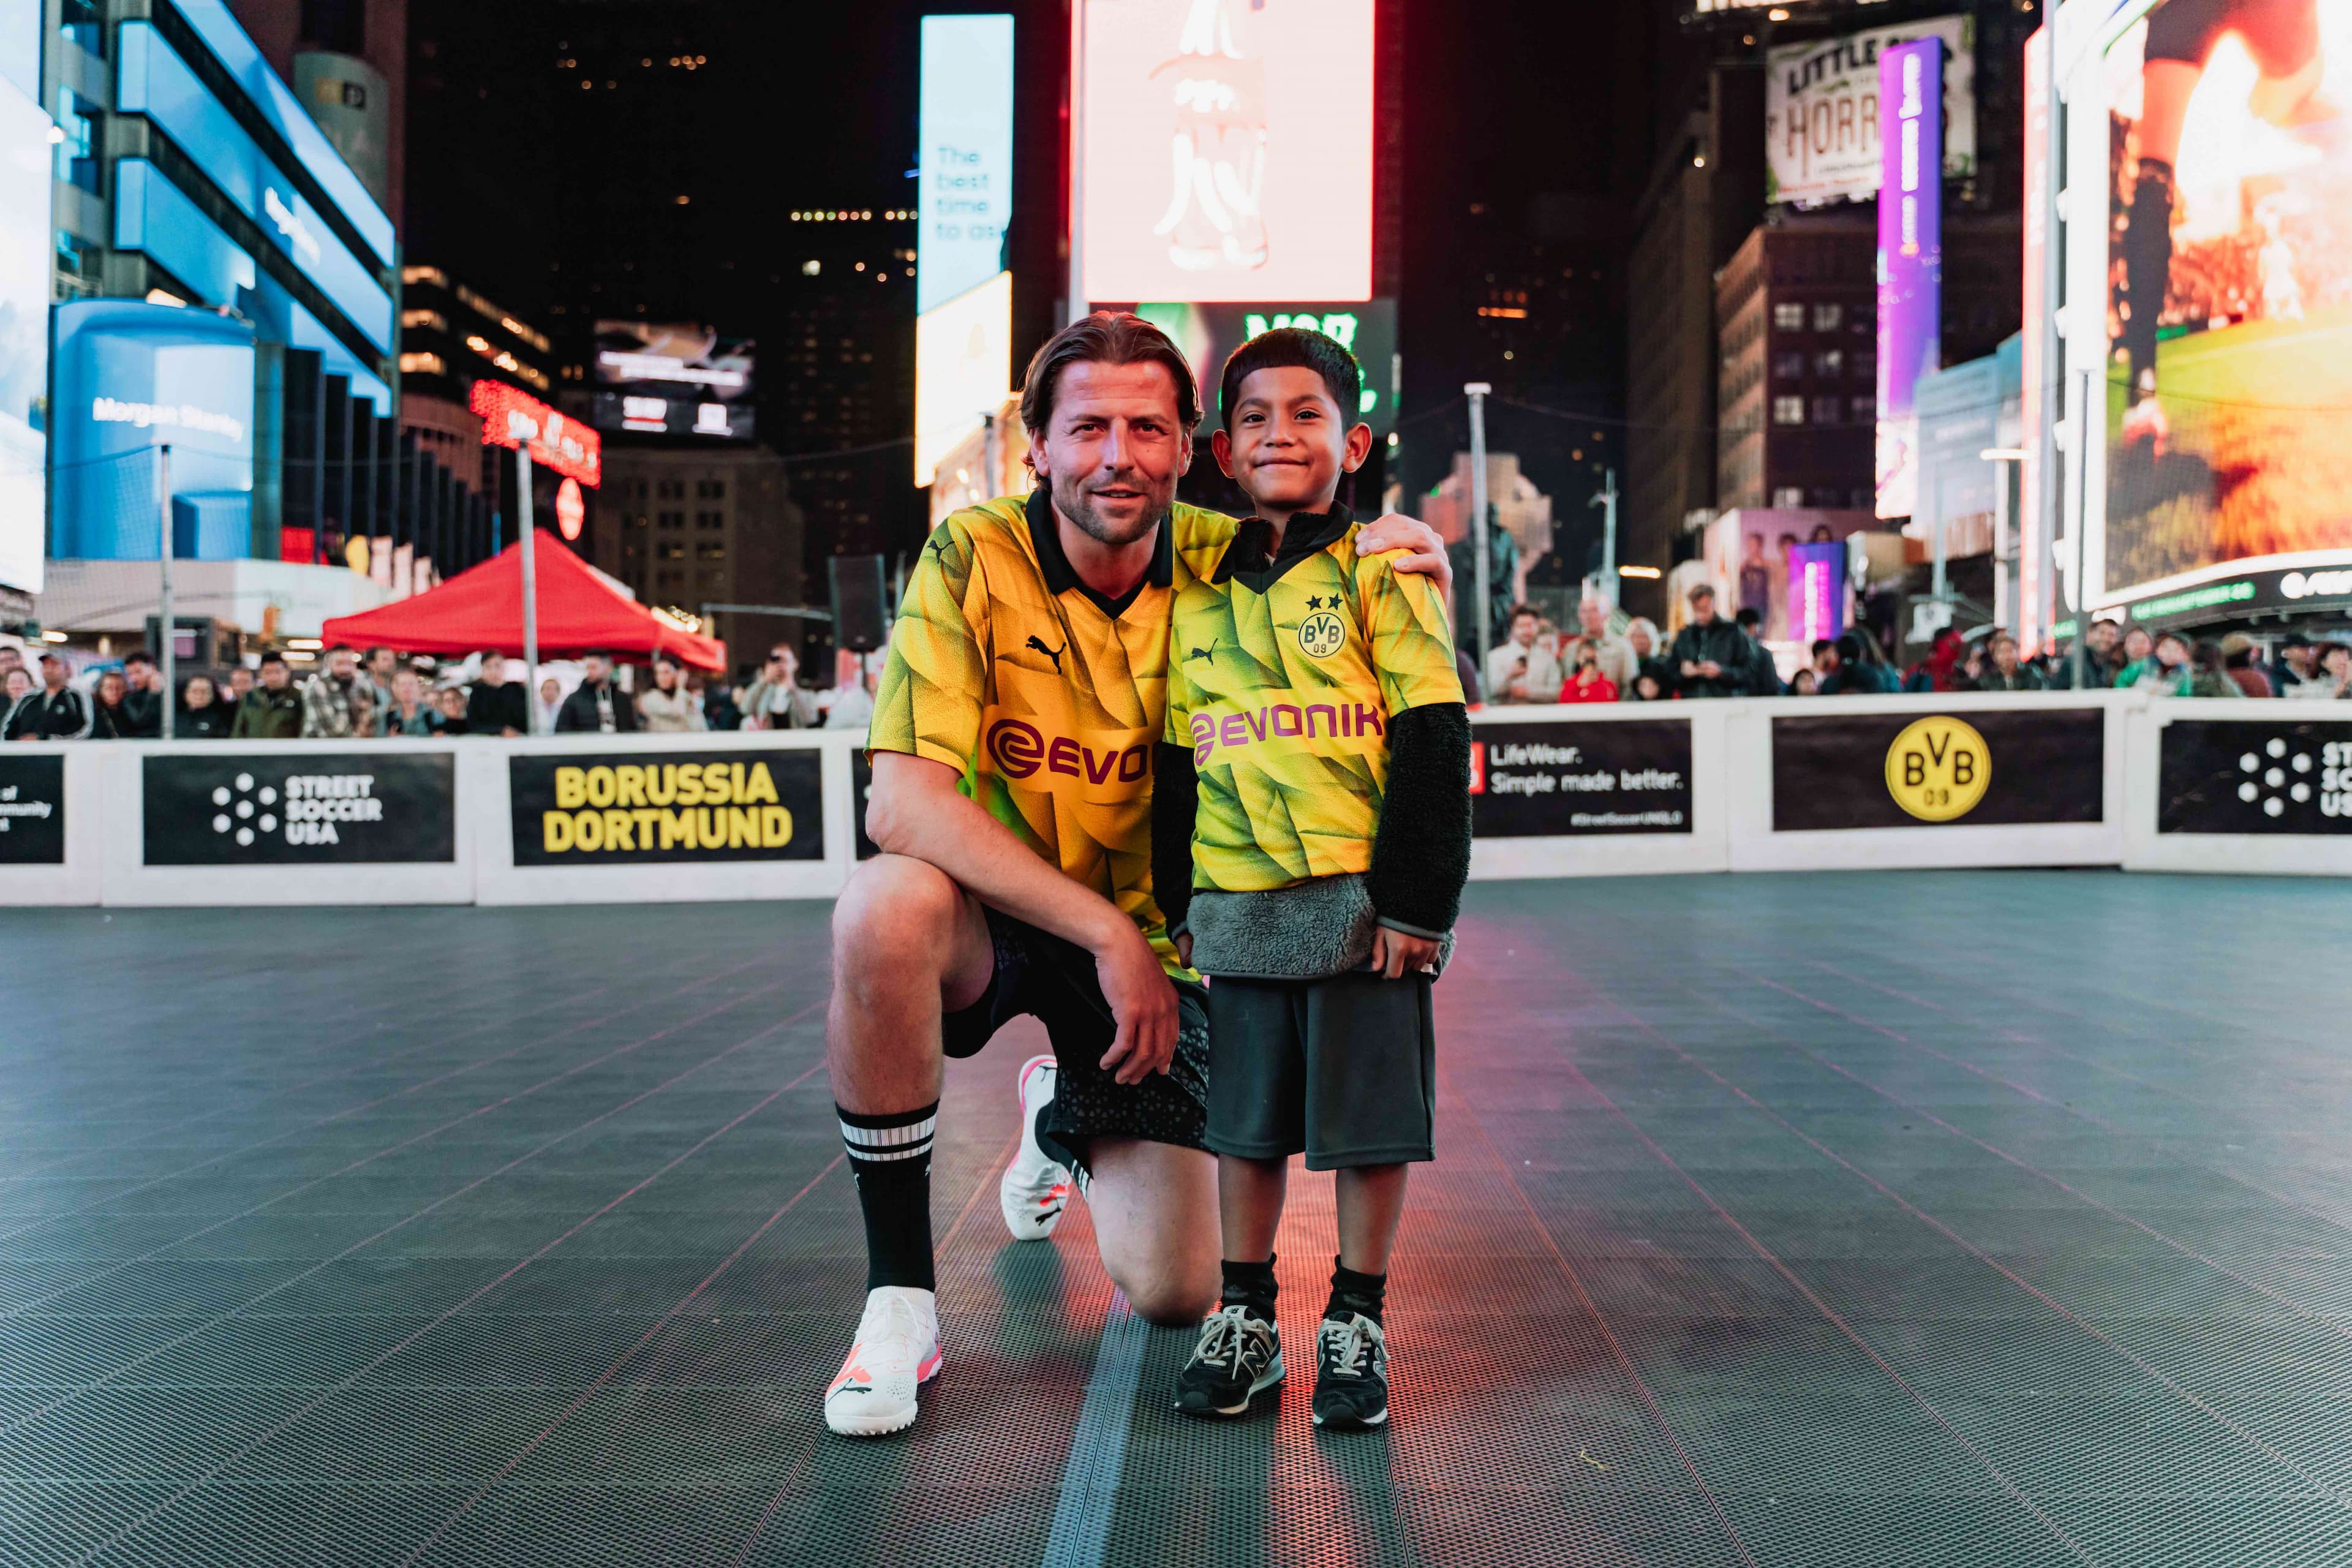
[
  {"left": 0, "top": 76, "right": 49, "bottom": 594},
  {"left": 50, "top": 300, "right": 255, "bottom": 561},
  {"left": 917, "top": 14, "right": 1014, "bottom": 315},
  {"left": 114, "top": 158, "right": 258, "bottom": 309},
  {"left": 118, "top": 22, "right": 393, "bottom": 354}
]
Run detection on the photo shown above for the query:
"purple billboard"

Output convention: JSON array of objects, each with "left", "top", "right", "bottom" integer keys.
[{"left": 1874, "top": 34, "right": 1943, "bottom": 521}]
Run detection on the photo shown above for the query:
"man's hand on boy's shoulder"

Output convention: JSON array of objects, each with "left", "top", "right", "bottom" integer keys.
[
  {"left": 1357, "top": 514, "right": 1452, "bottom": 598},
  {"left": 1369, "top": 925, "right": 1442, "bottom": 980}
]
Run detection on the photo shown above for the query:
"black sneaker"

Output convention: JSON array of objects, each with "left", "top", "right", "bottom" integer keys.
[
  {"left": 1173, "top": 1304, "right": 1284, "bottom": 1419},
  {"left": 1311, "top": 1313, "right": 1389, "bottom": 1429}
]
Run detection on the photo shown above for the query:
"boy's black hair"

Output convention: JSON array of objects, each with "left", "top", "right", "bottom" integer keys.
[{"left": 1218, "top": 326, "right": 1362, "bottom": 427}]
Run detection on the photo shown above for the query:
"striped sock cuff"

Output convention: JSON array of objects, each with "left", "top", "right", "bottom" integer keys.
[{"left": 839, "top": 1101, "right": 939, "bottom": 1164}]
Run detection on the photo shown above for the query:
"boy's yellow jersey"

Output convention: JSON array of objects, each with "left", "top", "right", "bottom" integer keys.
[
  {"left": 1163, "top": 507, "right": 1463, "bottom": 894},
  {"left": 869, "top": 490, "right": 1234, "bottom": 974}
]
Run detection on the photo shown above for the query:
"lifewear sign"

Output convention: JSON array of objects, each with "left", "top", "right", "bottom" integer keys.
[
  {"left": 0, "top": 756, "right": 66, "bottom": 864},
  {"left": 1773, "top": 709, "right": 2103, "bottom": 831},
  {"left": 2158, "top": 720, "right": 2352, "bottom": 835},
  {"left": 510, "top": 751, "right": 825, "bottom": 865},
  {"left": 1469, "top": 720, "right": 1694, "bottom": 837},
  {"left": 143, "top": 754, "right": 456, "bottom": 864}
]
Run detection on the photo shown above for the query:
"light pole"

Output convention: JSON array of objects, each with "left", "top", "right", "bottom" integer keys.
[
  {"left": 156, "top": 443, "right": 175, "bottom": 739},
  {"left": 1465, "top": 382, "right": 1491, "bottom": 662},
  {"left": 1589, "top": 467, "right": 1619, "bottom": 608},
  {"left": 517, "top": 442, "right": 540, "bottom": 734}
]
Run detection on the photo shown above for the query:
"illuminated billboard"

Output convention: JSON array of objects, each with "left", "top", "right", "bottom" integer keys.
[
  {"left": 1765, "top": 15, "right": 1975, "bottom": 209},
  {"left": 589, "top": 322, "right": 753, "bottom": 442},
  {"left": 0, "top": 74, "right": 49, "bottom": 594},
  {"left": 471, "top": 380, "right": 601, "bottom": 489},
  {"left": 916, "top": 271, "right": 1014, "bottom": 486},
  {"left": 1077, "top": 0, "right": 1373, "bottom": 306},
  {"left": 918, "top": 14, "right": 1013, "bottom": 315},
  {"left": 2095, "top": 0, "right": 2352, "bottom": 620},
  {"left": 1127, "top": 300, "right": 1397, "bottom": 436},
  {"left": 1875, "top": 36, "right": 1943, "bottom": 521}
]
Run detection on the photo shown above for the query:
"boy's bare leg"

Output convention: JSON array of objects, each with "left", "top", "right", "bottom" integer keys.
[
  {"left": 1218, "top": 1153, "right": 1288, "bottom": 1265},
  {"left": 1334, "top": 1164, "right": 1409, "bottom": 1276}
]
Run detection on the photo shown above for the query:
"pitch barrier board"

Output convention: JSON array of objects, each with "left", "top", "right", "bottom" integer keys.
[
  {"left": 509, "top": 750, "right": 826, "bottom": 866},
  {"left": 142, "top": 753, "right": 456, "bottom": 865},
  {"left": 1772, "top": 708, "right": 2105, "bottom": 831},
  {"left": 1469, "top": 718, "right": 1695, "bottom": 837},
  {"left": 0, "top": 755, "right": 65, "bottom": 864},
  {"left": 2158, "top": 717, "right": 2352, "bottom": 835}
]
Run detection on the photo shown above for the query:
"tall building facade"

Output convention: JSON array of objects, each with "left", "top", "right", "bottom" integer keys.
[
  {"left": 586, "top": 445, "right": 803, "bottom": 666},
  {"left": 396, "top": 264, "right": 556, "bottom": 498},
  {"left": 1714, "top": 214, "right": 1877, "bottom": 514}
]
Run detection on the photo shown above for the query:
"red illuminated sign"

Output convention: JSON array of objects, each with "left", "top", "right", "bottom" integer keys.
[
  {"left": 556, "top": 475, "right": 585, "bottom": 541},
  {"left": 470, "top": 380, "right": 602, "bottom": 489}
]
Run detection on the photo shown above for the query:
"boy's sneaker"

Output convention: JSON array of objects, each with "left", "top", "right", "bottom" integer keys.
[
  {"left": 1000, "top": 1055, "right": 1073, "bottom": 1242},
  {"left": 1173, "top": 1304, "right": 1284, "bottom": 1419},
  {"left": 823, "top": 1286, "right": 940, "bottom": 1438},
  {"left": 1311, "top": 1313, "right": 1389, "bottom": 1430}
]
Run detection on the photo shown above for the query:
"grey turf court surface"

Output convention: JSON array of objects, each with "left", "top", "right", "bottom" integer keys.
[{"left": 2, "top": 871, "right": 2350, "bottom": 1566}]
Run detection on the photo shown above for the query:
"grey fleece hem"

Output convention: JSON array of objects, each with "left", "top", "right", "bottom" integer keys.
[
  {"left": 1376, "top": 916, "right": 1448, "bottom": 941},
  {"left": 1188, "top": 875, "right": 1455, "bottom": 981}
]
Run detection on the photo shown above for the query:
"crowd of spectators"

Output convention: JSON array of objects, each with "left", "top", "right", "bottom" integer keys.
[
  {"left": 0, "top": 638, "right": 887, "bottom": 742},
  {"left": 1468, "top": 585, "right": 2352, "bottom": 706}
]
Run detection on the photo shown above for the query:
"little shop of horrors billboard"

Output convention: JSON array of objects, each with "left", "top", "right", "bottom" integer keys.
[{"left": 509, "top": 753, "right": 824, "bottom": 866}]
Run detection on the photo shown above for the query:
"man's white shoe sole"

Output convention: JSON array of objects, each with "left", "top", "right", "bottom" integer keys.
[{"left": 824, "top": 1349, "right": 941, "bottom": 1438}]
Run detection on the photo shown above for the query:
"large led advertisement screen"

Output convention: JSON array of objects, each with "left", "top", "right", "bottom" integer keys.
[
  {"left": 918, "top": 13, "right": 1013, "bottom": 316},
  {"left": 0, "top": 76, "right": 48, "bottom": 594},
  {"left": 1078, "top": 0, "right": 1373, "bottom": 305},
  {"left": 2101, "top": 0, "right": 2352, "bottom": 617},
  {"left": 1766, "top": 15, "right": 1976, "bottom": 209},
  {"left": 915, "top": 271, "right": 1013, "bottom": 486},
  {"left": 1128, "top": 300, "right": 1397, "bottom": 436},
  {"left": 589, "top": 322, "right": 754, "bottom": 442}
]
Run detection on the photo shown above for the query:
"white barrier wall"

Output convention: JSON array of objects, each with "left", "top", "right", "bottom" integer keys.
[
  {"left": 2124, "top": 698, "right": 2352, "bottom": 876},
  {"left": 3, "top": 690, "right": 2343, "bottom": 907}
]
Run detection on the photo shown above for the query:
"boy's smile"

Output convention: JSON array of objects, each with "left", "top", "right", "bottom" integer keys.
[{"left": 1212, "top": 366, "right": 1374, "bottom": 533}]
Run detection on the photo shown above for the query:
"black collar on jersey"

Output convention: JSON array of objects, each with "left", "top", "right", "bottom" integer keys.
[
  {"left": 1023, "top": 487, "right": 1173, "bottom": 619},
  {"left": 1213, "top": 501, "right": 1354, "bottom": 590}
]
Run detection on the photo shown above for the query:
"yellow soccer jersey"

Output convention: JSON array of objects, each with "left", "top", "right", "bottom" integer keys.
[
  {"left": 869, "top": 490, "right": 1237, "bottom": 973},
  {"left": 1164, "top": 508, "right": 1463, "bottom": 894}
]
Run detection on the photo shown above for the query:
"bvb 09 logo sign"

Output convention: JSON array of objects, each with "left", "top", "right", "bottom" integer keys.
[
  {"left": 1297, "top": 611, "right": 1346, "bottom": 660},
  {"left": 1885, "top": 715, "right": 1991, "bottom": 822}
]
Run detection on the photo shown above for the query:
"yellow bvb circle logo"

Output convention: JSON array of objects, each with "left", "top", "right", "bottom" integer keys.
[
  {"left": 1297, "top": 611, "right": 1346, "bottom": 659},
  {"left": 1885, "top": 715, "right": 1991, "bottom": 822}
]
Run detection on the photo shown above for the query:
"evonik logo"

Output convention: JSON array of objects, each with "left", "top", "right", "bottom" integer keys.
[
  {"left": 986, "top": 719, "right": 1152, "bottom": 785},
  {"left": 1189, "top": 702, "right": 1384, "bottom": 766}
]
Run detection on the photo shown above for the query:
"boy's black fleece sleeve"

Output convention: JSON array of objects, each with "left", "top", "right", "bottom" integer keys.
[
  {"left": 1151, "top": 742, "right": 1200, "bottom": 935},
  {"left": 1367, "top": 702, "right": 1472, "bottom": 936}
]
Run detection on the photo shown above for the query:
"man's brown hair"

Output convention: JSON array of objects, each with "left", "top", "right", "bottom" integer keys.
[
  {"left": 1017, "top": 311, "right": 1201, "bottom": 440},
  {"left": 1686, "top": 583, "right": 1716, "bottom": 605}
]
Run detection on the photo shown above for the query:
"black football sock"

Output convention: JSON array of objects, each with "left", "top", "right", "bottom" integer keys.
[
  {"left": 2124, "top": 157, "right": 2177, "bottom": 391},
  {"left": 1220, "top": 1255, "right": 1278, "bottom": 1321},
  {"left": 839, "top": 1101, "right": 938, "bottom": 1293},
  {"left": 1326, "top": 1258, "right": 1387, "bottom": 1325}
]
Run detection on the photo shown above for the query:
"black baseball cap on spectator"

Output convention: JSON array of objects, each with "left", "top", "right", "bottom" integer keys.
[
  {"left": 2282, "top": 633, "right": 2312, "bottom": 649},
  {"left": 259, "top": 651, "right": 288, "bottom": 668}
]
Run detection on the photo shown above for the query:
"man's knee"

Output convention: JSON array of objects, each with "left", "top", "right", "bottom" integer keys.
[
  {"left": 1115, "top": 1258, "right": 1217, "bottom": 1328},
  {"left": 833, "top": 854, "right": 963, "bottom": 982}
]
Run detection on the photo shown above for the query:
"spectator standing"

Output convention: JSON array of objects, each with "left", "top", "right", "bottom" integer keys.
[
  {"left": 556, "top": 652, "right": 637, "bottom": 733},
  {"left": 1558, "top": 641, "right": 1618, "bottom": 703},
  {"left": 2113, "top": 624, "right": 2157, "bottom": 688},
  {"left": 1788, "top": 668, "right": 1820, "bottom": 695},
  {"left": 436, "top": 687, "right": 472, "bottom": 734},
  {"left": 2130, "top": 631, "right": 2194, "bottom": 694},
  {"left": 1621, "top": 617, "right": 1669, "bottom": 701},
  {"left": 1574, "top": 597, "right": 1637, "bottom": 692},
  {"left": 2218, "top": 633, "right": 2272, "bottom": 698},
  {"left": 1, "top": 666, "right": 29, "bottom": 729},
  {"left": 1733, "top": 607, "right": 1784, "bottom": 693},
  {"left": 821, "top": 648, "right": 879, "bottom": 732},
  {"left": 173, "top": 676, "right": 232, "bottom": 737},
  {"left": 2182, "top": 640, "right": 2244, "bottom": 698},
  {"left": 464, "top": 651, "right": 529, "bottom": 736},
  {"left": 0, "top": 643, "right": 23, "bottom": 690},
  {"left": 382, "top": 669, "right": 444, "bottom": 736},
  {"left": 2052, "top": 619, "right": 2124, "bottom": 689},
  {"left": 86, "top": 671, "right": 139, "bottom": 738},
  {"left": 1737, "top": 531, "right": 1772, "bottom": 625},
  {"left": 1481, "top": 605, "right": 1562, "bottom": 704},
  {"left": 2310, "top": 642, "right": 2352, "bottom": 699},
  {"left": 741, "top": 645, "right": 821, "bottom": 729},
  {"left": 638, "top": 657, "right": 705, "bottom": 732},
  {"left": 1820, "top": 633, "right": 1897, "bottom": 694},
  {"left": 120, "top": 651, "right": 165, "bottom": 736},
  {"left": 2274, "top": 634, "right": 2320, "bottom": 695},
  {"left": 222, "top": 665, "right": 255, "bottom": 710},
  {"left": 1667, "top": 585, "right": 1749, "bottom": 698},
  {"left": 535, "top": 676, "right": 564, "bottom": 733},
  {"left": 232, "top": 654, "right": 304, "bottom": 738},
  {"left": 300, "top": 646, "right": 369, "bottom": 738},
  {"left": 7, "top": 655, "right": 89, "bottom": 739},
  {"left": 361, "top": 647, "right": 399, "bottom": 717},
  {"left": 698, "top": 673, "right": 741, "bottom": 733},
  {"left": 1975, "top": 633, "right": 2043, "bottom": 692}
]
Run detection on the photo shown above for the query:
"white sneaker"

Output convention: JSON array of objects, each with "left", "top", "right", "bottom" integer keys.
[
  {"left": 1000, "top": 1054, "right": 1074, "bottom": 1242},
  {"left": 823, "top": 1286, "right": 941, "bottom": 1438}
]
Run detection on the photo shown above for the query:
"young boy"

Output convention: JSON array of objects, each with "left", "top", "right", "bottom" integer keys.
[{"left": 1153, "top": 329, "right": 1472, "bottom": 1430}]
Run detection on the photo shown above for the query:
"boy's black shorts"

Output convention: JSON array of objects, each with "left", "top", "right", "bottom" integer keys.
[
  {"left": 1203, "top": 970, "right": 1436, "bottom": 1170},
  {"left": 943, "top": 906, "right": 1209, "bottom": 1174}
]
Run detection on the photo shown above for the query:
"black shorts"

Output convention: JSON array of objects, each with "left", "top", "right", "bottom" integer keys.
[
  {"left": 1203, "top": 971, "right": 1436, "bottom": 1171},
  {"left": 2144, "top": 0, "right": 2317, "bottom": 77},
  {"left": 942, "top": 906, "right": 1209, "bottom": 1172}
]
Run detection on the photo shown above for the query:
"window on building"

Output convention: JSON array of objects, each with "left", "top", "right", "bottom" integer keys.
[
  {"left": 658, "top": 541, "right": 685, "bottom": 560},
  {"left": 1854, "top": 350, "right": 1875, "bottom": 380},
  {"left": 1811, "top": 395, "right": 1842, "bottom": 425},
  {"left": 696, "top": 541, "right": 726, "bottom": 560},
  {"left": 1773, "top": 302, "right": 1805, "bottom": 331},
  {"left": 59, "top": 0, "right": 102, "bottom": 55},
  {"left": 658, "top": 510, "right": 684, "bottom": 529},
  {"left": 1771, "top": 395, "right": 1805, "bottom": 426},
  {"left": 694, "top": 480, "right": 727, "bottom": 499},
  {"left": 1850, "top": 396, "right": 1876, "bottom": 424},
  {"left": 1773, "top": 486, "right": 1805, "bottom": 508},
  {"left": 1812, "top": 303, "right": 1842, "bottom": 331},
  {"left": 1814, "top": 350, "right": 1843, "bottom": 379},
  {"left": 657, "top": 570, "right": 684, "bottom": 591},
  {"left": 657, "top": 479, "right": 685, "bottom": 500},
  {"left": 53, "top": 90, "right": 98, "bottom": 193},
  {"left": 1771, "top": 350, "right": 1804, "bottom": 381},
  {"left": 695, "top": 511, "right": 723, "bottom": 529}
]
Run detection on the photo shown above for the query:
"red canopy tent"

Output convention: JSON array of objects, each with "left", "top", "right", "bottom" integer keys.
[{"left": 320, "top": 530, "right": 727, "bottom": 672}]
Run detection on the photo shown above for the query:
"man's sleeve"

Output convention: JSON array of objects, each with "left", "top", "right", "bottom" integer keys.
[
  {"left": 867, "top": 519, "right": 987, "bottom": 771},
  {"left": 1357, "top": 560, "right": 1464, "bottom": 714}
]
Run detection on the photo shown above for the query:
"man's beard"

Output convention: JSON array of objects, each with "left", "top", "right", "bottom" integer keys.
[{"left": 1048, "top": 468, "right": 1169, "bottom": 548}]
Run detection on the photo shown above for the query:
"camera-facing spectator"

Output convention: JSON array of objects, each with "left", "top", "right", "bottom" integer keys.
[
  {"left": 5, "top": 654, "right": 85, "bottom": 740},
  {"left": 1, "top": 665, "right": 29, "bottom": 726},
  {"left": 86, "top": 670, "right": 140, "bottom": 739},
  {"left": 1574, "top": 597, "right": 1637, "bottom": 692},
  {"left": 223, "top": 665, "right": 254, "bottom": 710},
  {"left": 742, "top": 644, "right": 821, "bottom": 729},
  {"left": 1788, "top": 667, "right": 1820, "bottom": 695},
  {"left": 1623, "top": 617, "right": 1669, "bottom": 701},
  {"left": 1732, "top": 606, "right": 1782, "bottom": 694},
  {"left": 1668, "top": 585, "right": 1748, "bottom": 698},
  {"left": 556, "top": 652, "right": 637, "bottom": 734},
  {"left": 2113, "top": 624, "right": 2157, "bottom": 688},
  {"left": 1558, "top": 639, "right": 1618, "bottom": 704},
  {"left": 1974, "top": 633, "right": 2043, "bottom": 692},
  {"left": 1482, "top": 605, "right": 1562, "bottom": 704},
  {"left": 435, "top": 687, "right": 472, "bottom": 734},
  {"left": 465, "top": 651, "right": 529, "bottom": 736},
  {"left": 300, "top": 645, "right": 370, "bottom": 739},
  {"left": 232, "top": 653, "right": 303, "bottom": 738},
  {"left": 382, "top": 669, "right": 444, "bottom": 736},
  {"left": 2219, "top": 633, "right": 2272, "bottom": 698},
  {"left": 638, "top": 656, "right": 706, "bottom": 733},
  {"left": 174, "top": 675, "right": 233, "bottom": 738},
  {"left": 120, "top": 650, "right": 165, "bottom": 736}
]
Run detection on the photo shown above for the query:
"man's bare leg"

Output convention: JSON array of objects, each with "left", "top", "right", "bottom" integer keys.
[{"left": 1081, "top": 1136, "right": 1220, "bottom": 1326}]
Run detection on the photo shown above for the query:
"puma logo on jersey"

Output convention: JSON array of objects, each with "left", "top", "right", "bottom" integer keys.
[
  {"left": 1184, "top": 643, "right": 1218, "bottom": 665},
  {"left": 1025, "top": 636, "right": 1066, "bottom": 674}
]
